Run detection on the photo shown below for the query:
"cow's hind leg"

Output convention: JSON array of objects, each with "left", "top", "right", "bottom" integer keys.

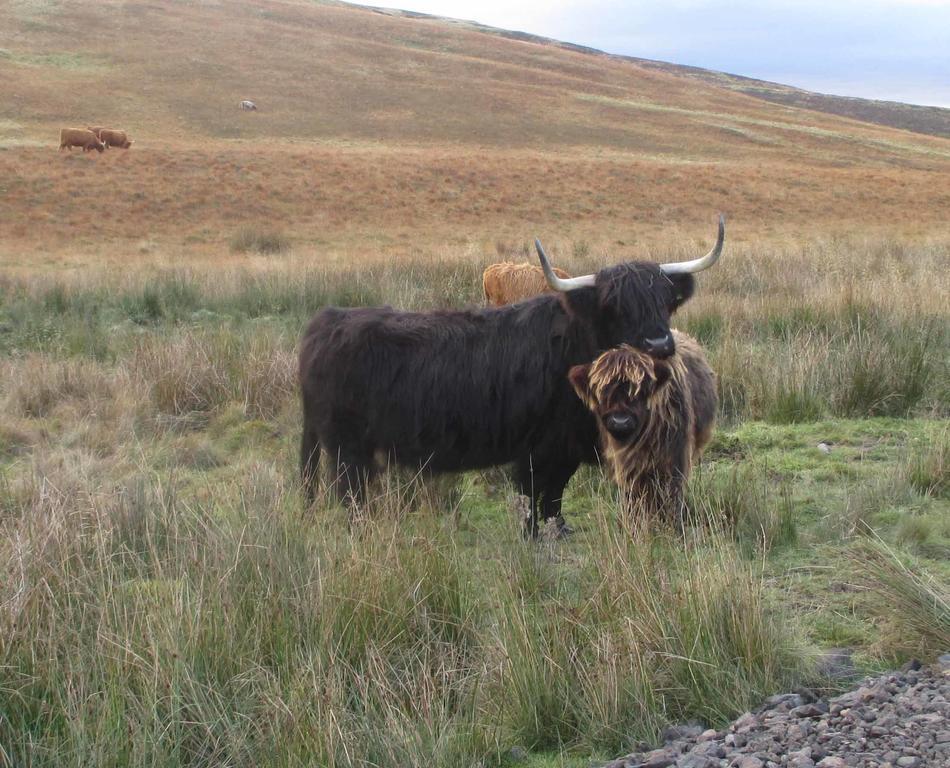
[
  {"left": 300, "top": 427, "right": 321, "bottom": 507},
  {"left": 514, "top": 457, "right": 541, "bottom": 539},
  {"left": 331, "top": 447, "right": 375, "bottom": 512}
]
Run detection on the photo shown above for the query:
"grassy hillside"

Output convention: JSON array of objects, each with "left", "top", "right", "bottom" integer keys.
[{"left": 1, "top": 0, "right": 949, "bottom": 268}]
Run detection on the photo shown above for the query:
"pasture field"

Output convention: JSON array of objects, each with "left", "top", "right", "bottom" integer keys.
[
  {"left": 1, "top": 0, "right": 949, "bottom": 765},
  {"left": 0, "top": 238, "right": 947, "bottom": 767}
]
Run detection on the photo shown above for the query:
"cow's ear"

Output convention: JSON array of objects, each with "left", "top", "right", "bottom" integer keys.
[
  {"left": 667, "top": 273, "right": 695, "bottom": 312},
  {"left": 568, "top": 364, "right": 594, "bottom": 406}
]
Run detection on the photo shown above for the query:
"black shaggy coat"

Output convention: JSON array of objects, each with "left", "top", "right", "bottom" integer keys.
[{"left": 299, "top": 263, "right": 695, "bottom": 534}]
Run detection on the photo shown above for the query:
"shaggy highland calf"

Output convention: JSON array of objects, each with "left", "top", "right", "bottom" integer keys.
[
  {"left": 568, "top": 330, "right": 717, "bottom": 521},
  {"left": 59, "top": 128, "right": 105, "bottom": 153},
  {"left": 482, "top": 261, "right": 572, "bottom": 306},
  {"left": 300, "top": 218, "right": 724, "bottom": 537}
]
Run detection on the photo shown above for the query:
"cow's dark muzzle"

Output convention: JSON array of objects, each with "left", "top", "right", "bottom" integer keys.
[
  {"left": 643, "top": 334, "right": 675, "bottom": 359},
  {"left": 604, "top": 413, "right": 638, "bottom": 440}
]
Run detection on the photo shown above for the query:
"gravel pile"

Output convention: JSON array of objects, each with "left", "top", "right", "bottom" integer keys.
[{"left": 604, "top": 655, "right": 950, "bottom": 768}]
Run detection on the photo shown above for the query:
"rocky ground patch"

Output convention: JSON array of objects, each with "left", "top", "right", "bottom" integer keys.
[{"left": 605, "top": 655, "right": 950, "bottom": 768}]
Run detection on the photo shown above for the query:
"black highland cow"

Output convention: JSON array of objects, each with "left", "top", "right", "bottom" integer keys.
[{"left": 299, "top": 217, "right": 724, "bottom": 535}]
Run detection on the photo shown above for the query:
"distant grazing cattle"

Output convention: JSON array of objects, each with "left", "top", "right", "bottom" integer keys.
[
  {"left": 299, "top": 217, "right": 725, "bottom": 537},
  {"left": 482, "top": 261, "right": 572, "bottom": 306},
  {"left": 240, "top": 100, "right": 257, "bottom": 111},
  {"left": 99, "top": 129, "right": 133, "bottom": 149},
  {"left": 568, "top": 330, "right": 717, "bottom": 522},
  {"left": 59, "top": 128, "right": 104, "bottom": 153}
]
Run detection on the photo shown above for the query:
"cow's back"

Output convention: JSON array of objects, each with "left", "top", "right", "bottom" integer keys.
[
  {"left": 482, "top": 261, "right": 570, "bottom": 306},
  {"left": 60, "top": 127, "right": 98, "bottom": 149},
  {"left": 299, "top": 300, "right": 596, "bottom": 470}
]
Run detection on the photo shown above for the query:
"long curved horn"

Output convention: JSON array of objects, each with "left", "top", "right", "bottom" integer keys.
[
  {"left": 534, "top": 239, "right": 596, "bottom": 292},
  {"left": 659, "top": 214, "right": 725, "bottom": 275}
]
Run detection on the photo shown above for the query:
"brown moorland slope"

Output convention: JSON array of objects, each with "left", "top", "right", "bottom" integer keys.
[
  {"left": 1, "top": 0, "right": 949, "bottom": 269},
  {"left": 401, "top": 8, "right": 950, "bottom": 139}
]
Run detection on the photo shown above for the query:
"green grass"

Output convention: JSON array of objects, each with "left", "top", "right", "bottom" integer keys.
[{"left": 0, "top": 260, "right": 948, "bottom": 766}]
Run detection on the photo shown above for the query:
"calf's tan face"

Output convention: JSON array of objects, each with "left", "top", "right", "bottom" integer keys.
[{"left": 569, "top": 345, "right": 671, "bottom": 442}]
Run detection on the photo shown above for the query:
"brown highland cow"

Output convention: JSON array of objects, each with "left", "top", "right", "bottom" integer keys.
[
  {"left": 482, "top": 261, "right": 572, "bottom": 305},
  {"left": 568, "top": 330, "right": 717, "bottom": 520},
  {"left": 99, "top": 129, "right": 133, "bottom": 149},
  {"left": 59, "top": 128, "right": 105, "bottom": 153}
]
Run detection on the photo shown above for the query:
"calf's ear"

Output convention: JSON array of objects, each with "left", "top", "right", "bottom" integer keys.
[{"left": 568, "top": 364, "right": 594, "bottom": 406}]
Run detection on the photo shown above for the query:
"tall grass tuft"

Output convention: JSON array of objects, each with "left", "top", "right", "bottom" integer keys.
[
  {"left": 902, "top": 429, "right": 948, "bottom": 498},
  {"left": 686, "top": 465, "right": 797, "bottom": 555},
  {"left": 496, "top": 516, "right": 806, "bottom": 754},
  {"left": 847, "top": 539, "right": 950, "bottom": 657}
]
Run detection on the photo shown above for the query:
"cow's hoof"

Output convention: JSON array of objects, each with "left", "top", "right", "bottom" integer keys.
[{"left": 541, "top": 515, "right": 574, "bottom": 541}]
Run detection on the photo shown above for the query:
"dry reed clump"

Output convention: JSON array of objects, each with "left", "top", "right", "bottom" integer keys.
[
  {"left": 125, "top": 328, "right": 296, "bottom": 421},
  {"left": 0, "top": 355, "right": 117, "bottom": 419},
  {"left": 229, "top": 226, "right": 291, "bottom": 255}
]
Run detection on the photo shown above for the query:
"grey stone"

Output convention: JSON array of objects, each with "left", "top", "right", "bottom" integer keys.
[
  {"left": 815, "top": 759, "right": 846, "bottom": 768},
  {"left": 642, "top": 749, "right": 676, "bottom": 767},
  {"left": 895, "top": 759, "right": 918, "bottom": 768},
  {"left": 677, "top": 756, "right": 716, "bottom": 768},
  {"left": 735, "top": 758, "right": 763, "bottom": 768},
  {"left": 692, "top": 742, "right": 725, "bottom": 758},
  {"left": 815, "top": 648, "right": 858, "bottom": 681},
  {"left": 761, "top": 693, "right": 805, "bottom": 712},
  {"left": 733, "top": 712, "right": 757, "bottom": 732},
  {"left": 664, "top": 724, "right": 705, "bottom": 743},
  {"left": 791, "top": 702, "right": 829, "bottom": 718},
  {"left": 787, "top": 757, "right": 815, "bottom": 768}
]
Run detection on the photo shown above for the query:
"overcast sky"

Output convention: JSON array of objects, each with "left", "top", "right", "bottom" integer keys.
[{"left": 349, "top": 0, "right": 950, "bottom": 108}]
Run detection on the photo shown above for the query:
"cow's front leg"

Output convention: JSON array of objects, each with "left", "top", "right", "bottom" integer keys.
[{"left": 516, "top": 455, "right": 580, "bottom": 539}]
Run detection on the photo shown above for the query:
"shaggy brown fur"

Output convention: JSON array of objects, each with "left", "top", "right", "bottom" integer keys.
[
  {"left": 482, "top": 261, "right": 571, "bottom": 306},
  {"left": 568, "top": 330, "right": 717, "bottom": 520}
]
